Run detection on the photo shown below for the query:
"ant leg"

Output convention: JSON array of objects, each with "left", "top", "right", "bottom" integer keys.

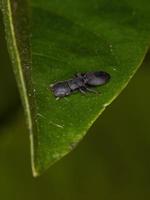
[
  {"left": 74, "top": 73, "right": 85, "bottom": 78},
  {"left": 79, "top": 87, "right": 87, "bottom": 94},
  {"left": 74, "top": 73, "right": 80, "bottom": 78},
  {"left": 86, "top": 88, "right": 97, "bottom": 93},
  {"left": 84, "top": 86, "right": 100, "bottom": 95}
]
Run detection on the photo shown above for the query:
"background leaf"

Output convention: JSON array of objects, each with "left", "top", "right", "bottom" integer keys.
[
  {"left": 1, "top": 0, "right": 150, "bottom": 176},
  {"left": 0, "top": 11, "right": 19, "bottom": 118}
]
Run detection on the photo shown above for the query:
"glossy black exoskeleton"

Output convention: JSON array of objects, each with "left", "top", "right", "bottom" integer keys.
[{"left": 50, "top": 71, "right": 110, "bottom": 99}]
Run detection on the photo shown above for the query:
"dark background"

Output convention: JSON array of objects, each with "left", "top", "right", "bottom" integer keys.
[{"left": 0, "top": 11, "right": 150, "bottom": 200}]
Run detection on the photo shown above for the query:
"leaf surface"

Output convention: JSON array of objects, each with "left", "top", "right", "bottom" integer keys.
[{"left": 1, "top": 0, "right": 150, "bottom": 176}]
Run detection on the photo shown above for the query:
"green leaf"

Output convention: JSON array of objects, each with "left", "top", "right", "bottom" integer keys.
[{"left": 1, "top": 0, "right": 150, "bottom": 176}]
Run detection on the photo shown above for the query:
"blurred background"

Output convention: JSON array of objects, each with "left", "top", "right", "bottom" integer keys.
[{"left": 0, "top": 10, "right": 150, "bottom": 200}]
